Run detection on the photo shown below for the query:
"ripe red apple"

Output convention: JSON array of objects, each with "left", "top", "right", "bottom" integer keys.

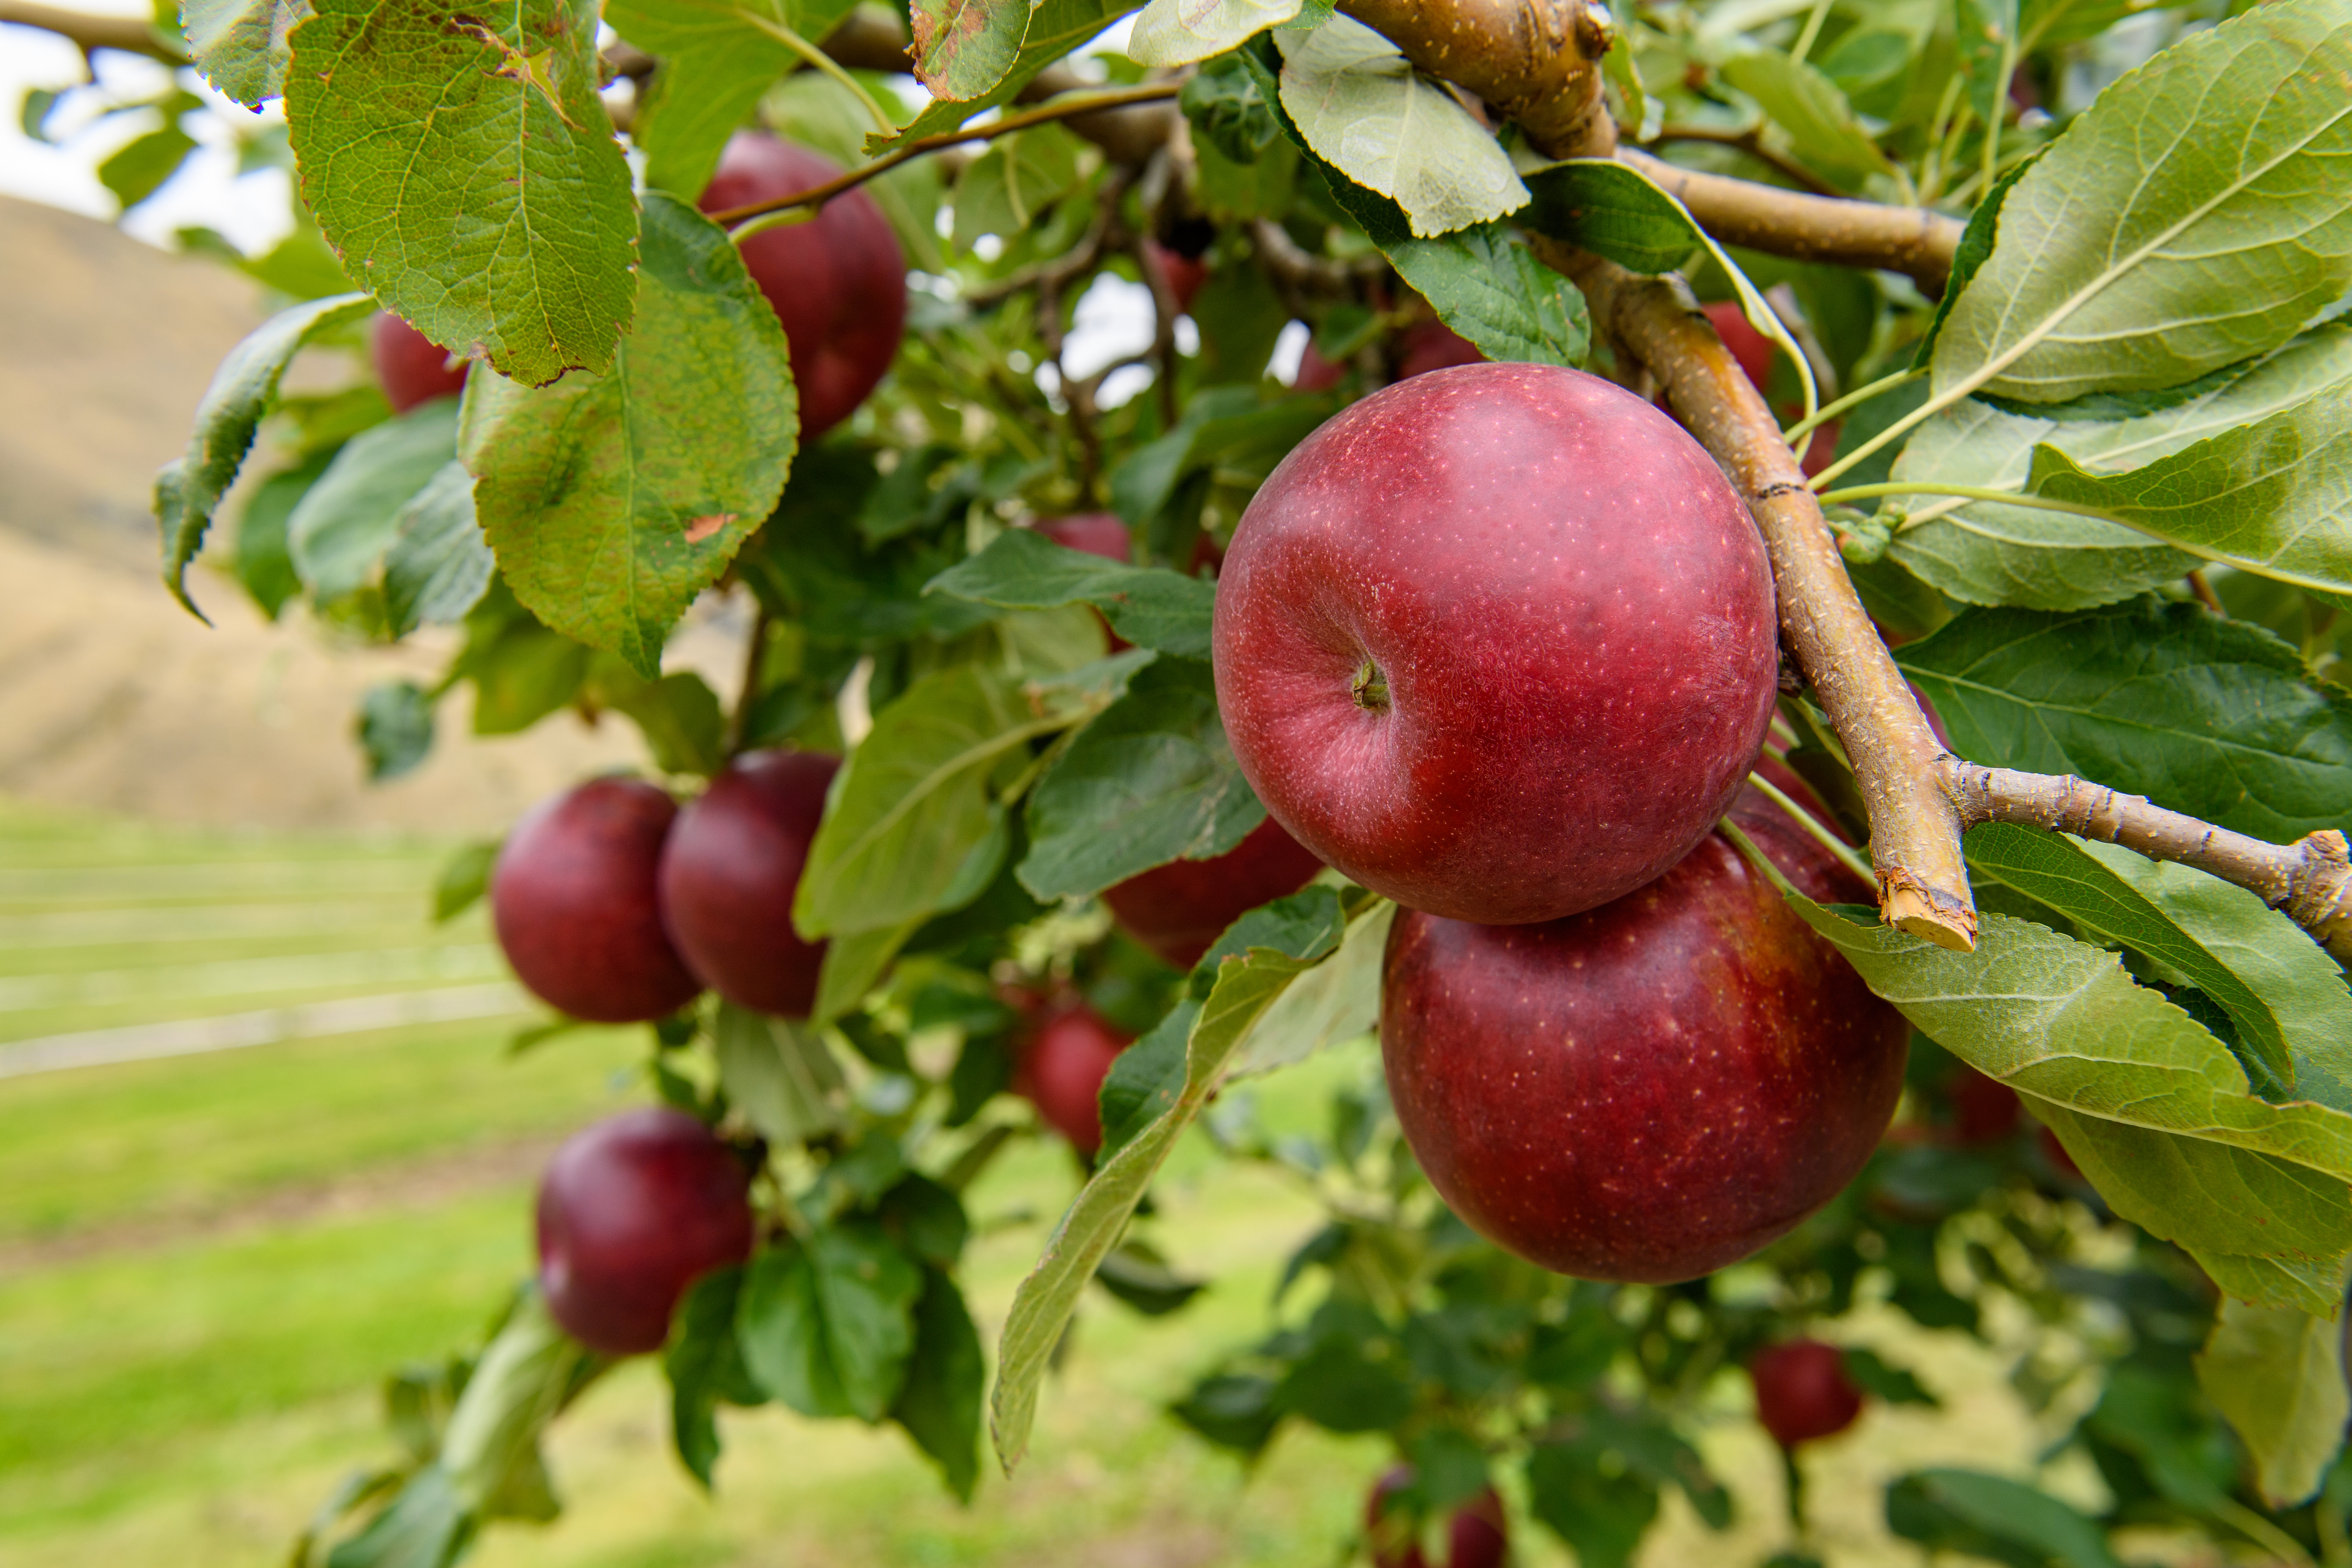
[
  {"left": 1101, "top": 815, "right": 1326, "bottom": 969},
  {"left": 1018, "top": 1003, "right": 1131, "bottom": 1155},
  {"left": 1214, "top": 362, "right": 1780, "bottom": 925},
  {"left": 492, "top": 778, "right": 703, "bottom": 1023},
  {"left": 1749, "top": 1339, "right": 1864, "bottom": 1448},
  {"left": 536, "top": 1106, "right": 754, "bottom": 1355},
  {"left": 1948, "top": 1066, "right": 2023, "bottom": 1145},
  {"left": 1033, "top": 513, "right": 1132, "bottom": 562},
  {"left": 700, "top": 134, "right": 906, "bottom": 440},
  {"left": 1367, "top": 1468, "right": 1508, "bottom": 1568},
  {"left": 1294, "top": 339, "right": 1347, "bottom": 392},
  {"left": 1700, "top": 300, "right": 1838, "bottom": 476},
  {"left": 370, "top": 312, "right": 468, "bottom": 413},
  {"left": 1380, "top": 789, "right": 1910, "bottom": 1282},
  {"left": 1145, "top": 238, "right": 1209, "bottom": 315},
  {"left": 658, "top": 750, "right": 839, "bottom": 1019},
  {"left": 1395, "top": 318, "right": 1484, "bottom": 379}
]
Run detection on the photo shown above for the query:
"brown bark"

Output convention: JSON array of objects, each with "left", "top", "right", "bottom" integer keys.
[
  {"left": 1615, "top": 148, "right": 1963, "bottom": 293},
  {"left": 0, "top": 0, "right": 180, "bottom": 60}
]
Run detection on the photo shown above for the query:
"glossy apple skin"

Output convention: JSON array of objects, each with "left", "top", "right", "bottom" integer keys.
[
  {"left": 1749, "top": 1339, "right": 1864, "bottom": 1448},
  {"left": 536, "top": 1107, "right": 754, "bottom": 1355},
  {"left": 700, "top": 134, "right": 906, "bottom": 439},
  {"left": 370, "top": 312, "right": 468, "bottom": 413},
  {"left": 1034, "top": 513, "right": 1132, "bottom": 562},
  {"left": 1214, "top": 363, "right": 1780, "bottom": 925},
  {"left": 1367, "top": 1468, "right": 1508, "bottom": 1568},
  {"left": 658, "top": 750, "right": 839, "bottom": 1019},
  {"left": 493, "top": 779, "right": 703, "bottom": 1023},
  {"left": 1380, "top": 791, "right": 1911, "bottom": 1282},
  {"left": 1019, "top": 1005, "right": 1131, "bottom": 1156},
  {"left": 1101, "top": 815, "right": 1326, "bottom": 969}
]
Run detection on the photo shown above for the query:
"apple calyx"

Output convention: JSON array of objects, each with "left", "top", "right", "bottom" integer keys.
[{"left": 1351, "top": 659, "right": 1391, "bottom": 713}]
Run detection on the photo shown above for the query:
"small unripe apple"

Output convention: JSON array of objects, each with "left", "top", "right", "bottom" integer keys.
[
  {"left": 1033, "top": 513, "right": 1132, "bottom": 562},
  {"left": 1380, "top": 791, "right": 1910, "bottom": 1282},
  {"left": 1101, "top": 816, "right": 1325, "bottom": 969},
  {"left": 1749, "top": 1339, "right": 1864, "bottom": 1448},
  {"left": 658, "top": 750, "right": 839, "bottom": 1018},
  {"left": 700, "top": 134, "right": 907, "bottom": 440},
  {"left": 1215, "top": 362, "right": 1780, "bottom": 925},
  {"left": 1394, "top": 318, "right": 1483, "bottom": 379},
  {"left": 492, "top": 778, "right": 703, "bottom": 1023},
  {"left": 1366, "top": 1467, "right": 1508, "bottom": 1568},
  {"left": 536, "top": 1107, "right": 754, "bottom": 1355},
  {"left": 1018, "top": 1004, "right": 1131, "bottom": 1155},
  {"left": 370, "top": 312, "right": 468, "bottom": 413}
]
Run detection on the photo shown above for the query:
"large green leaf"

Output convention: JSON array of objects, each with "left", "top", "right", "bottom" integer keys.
[
  {"left": 2196, "top": 1293, "right": 2352, "bottom": 1507},
  {"left": 604, "top": 0, "right": 809, "bottom": 197},
  {"left": 737, "top": 1223, "right": 924, "bottom": 1421},
  {"left": 951, "top": 125, "right": 1083, "bottom": 250},
  {"left": 1965, "top": 824, "right": 2352, "bottom": 1103},
  {"left": 665, "top": 1268, "right": 765, "bottom": 1489},
  {"left": 181, "top": 0, "right": 311, "bottom": 105},
  {"left": 874, "top": 0, "right": 1136, "bottom": 150},
  {"left": 888, "top": 1268, "right": 985, "bottom": 1503},
  {"left": 460, "top": 192, "right": 796, "bottom": 677},
  {"left": 288, "top": 397, "right": 459, "bottom": 601},
  {"left": 1886, "top": 1469, "right": 2123, "bottom": 1568},
  {"left": 155, "top": 290, "right": 373, "bottom": 615},
  {"left": 1274, "top": 16, "right": 1527, "bottom": 239},
  {"left": 1929, "top": 0, "right": 2352, "bottom": 405},
  {"left": 285, "top": 0, "right": 637, "bottom": 385},
  {"left": 713, "top": 1004, "right": 847, "bottom": 1144},
  {"left": 991, "top": 886, "right": 1357, "bottom": 1470},
  {"left": 925, "top": 529, "right": 1217, "bottom": 657},
  {"left": 1105, "top": 386, "right": 1331, "bottom": 528},
  {"left": 1896, "top": 599, "right": 2352, "bottom": 843},
  {"left": 1228, "top": 895, "right": 1392, "bottom": 1076},
  {"left": 382, "top": 462, "right": 494, "bottom": 636},
  {"left": 1127, "top": 0, "right": 1301, "bottom": 66},
  {"left": 1018, "top": 656, "right": 1263, "bottom": 900},
  {"left": 794, "top": 656, "right": 1146, "bottom": 937},
  {"left": 1386, "top": 224, "right": 1589, "bottom": 368},
  {"left": 99, "top": 122, "right": 200, "bottom": 211},
  {"left": 1719, "top": 50, "right": 1891, "bottom": 183},
  {"left": 764, "top": 75, "right": 945, "bottom": 272},
  {"left": 1518, "top": 158, "right": 1700, "bottom": 275},
  {"left": 909, "top": 0, "right": 1030, "bottom": 100}
]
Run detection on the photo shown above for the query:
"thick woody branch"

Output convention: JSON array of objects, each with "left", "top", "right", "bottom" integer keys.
[
  {"left": 1616, "top": 149, "right": 1963, "bottom": 294},
  {"left": 0, "top": 0, "right": 180, "bottom": 60},
  {"left": 1338, "top": 0, "right": 1613, "bottom": 155},
  {"left": 1945, "top": 763, "right": 2352, "bottom": 967}
]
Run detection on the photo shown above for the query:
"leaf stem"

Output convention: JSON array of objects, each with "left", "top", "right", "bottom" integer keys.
[
  {"left": 1815, "top": 481, "right": 2118, "bottom": 524},
  {"left": 1780, "top": 364, "right": 1925, "bottom": 445},
  {"left": 1979, "top": 27, "right": 2018, "bottom": 199},
  {"left": 1788, "top": 0, "right": 1832, "bottom": 65},
  {"left": 710, "top": 84, "right": 1183, "bottom": 231},
  {"left": 734, "top": 11, "right": 897, "bottom": 136},
  {"left": 1747, "top": 770, "right": 1875, "bottom": 886}
]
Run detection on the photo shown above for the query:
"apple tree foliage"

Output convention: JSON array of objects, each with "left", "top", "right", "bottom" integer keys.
[{"left": 27, "top": 0, "right": 2352, "bottom": 1557}]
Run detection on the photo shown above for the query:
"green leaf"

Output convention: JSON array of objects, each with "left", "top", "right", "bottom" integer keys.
[
  {"left": 1964, "top": 824, "right": 2352, "bottom": 1102},
  {"left": 322, "top": 1464, "right": 468, "bottom": 1568},
  {"left": 357, "top": 681, "right": 436, "bottom": 781},
  {"left": 664, "top": 1267, "right": 765, "bottom": 1490},
  {"left": 909, "top": 0, "right": 1032, "bottom": 101},
  {"left": 1228, "top": 896, "right": 1391, "bottom": 1076},
  {"left": 1885, "top": 1469, "right": 2123, "bottom": 1568},
  {"left": 1128, "top": 0, "right": 1301, "bottom": 66},
  {"left": 2034, "top": 1100, "right": 2352, "bottom": 1315},
  {"left": 1525, "top": 1441, "right": 1659, "bottom": 1568},
  {"left": 431, "top": 839, "right": 499, "bottom": 923},
  {"left": 1519, "top": 158, "right": 1700, "bottom": 275},
  {"left": 1718, "top": 51, "right": 1891, "bottom": 182},
  {"left": 289, "top": 398, "right": 460, "bottom": 602},
  {"left": 1105, "top": 386, "right": 1329, "bottom": 526},
  {"left": 383, "top": 462, "right": 493, "bottom": 636},
  {"left": 813, "top": 921, "right": 921, "bottom": 1024},
  {"left": 440, "top": 1291, "right": 601, "bottom": 1517},
  {"left": 871, "top": 0, "right": 1135, "bottom": 151},
  {"left": 990, "top": 889, "right": 1353, "bottom": 1471},
  {"left": 1841, "top": 1346, "right": 1939, "bottom": 1407},
  {"left": 604, "top": 0, "right": 800, "bottom": 198},
  {"left": 1097, "top": 998, "right": 1196, "bottom": 1160},
  {"left": 460, "top": 191, "right": 797, "bottom": 677},
  {"left": 1018, "top": 656, "right": 1263, "bottom": 899},
  {"left": 952, "top": 124, "right": 1083, "bottom": 250},
  {"left": 180, "top": 0, "right": 310, "bottom": 105},
  {"left": 155, "top": 290, "right": 374, "bottom": 616},
  {"left": 596, "top": 668, "right": 728, "bottom": 777},
  {"left": 285, "top": 0, "right": 637, "bottom": 385},
  {"left": 1928, "top": 0, "right": 2352, "bottom": 405},
  {"left": 1911, "top": 153, "right": 2036, "bottom": 371},
  {"left": 713, "top": 1004, "right": 846, "bottom": 1143},
  {"left": 889, "top": 1267, "right": 985, "bottom": 1503},
  {"left": 98, "top": 121, "right": 199, "bottom": 210},
  {"left": 1896, "top": 598, "right": 2352, "bottom": 842},
  {"left": 795, "top": 657, "right": 1144, "bottom": 936},
  {"left": 1274, "top": 16, "right": 1528, "bottom": 238},
  {"left": 738, "top": 1223, "right": 925, "bottom": 1421},
  {"left": 2196, "top": 1292, "right": 2352, "bottom": 1508},
  {"left": 2022, "top": 388, "right": 2352, "bottom": 599},
  {"left": 765, "top": 74, "right": 945, "bottom": 272},
  {"left": 926, "top": 530, "right": 1216, "bottom": 656},
  {"left": 1386, "top": 223, "right": 1589, "bottom": 368},
  {"left": 234, "top": 449, "right": 329, "bottom": 619}
]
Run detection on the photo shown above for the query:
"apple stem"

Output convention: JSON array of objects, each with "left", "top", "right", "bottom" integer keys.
[{"left": 1350, "top": 659, "right": 1391, "bottom": 713}]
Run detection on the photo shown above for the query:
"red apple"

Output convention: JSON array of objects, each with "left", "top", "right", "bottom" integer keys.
[
  {"left": 1101, "top": 815, "right": 1326, "bottom": 969},
  {"left": 536, "top": 1107, "right": 754, "bottom": 1355},
  {"left": 1948, "top": 1066, "right": 2023, "bottom": 1145},
  {"left": 1380, "top": 790, "right": 1911, "bottom": 1282},
  {"left": 1367, "top": 1468, "right": 1508, "bottom": 1568},
  {"left": 1033, "top": 513, "right": 1132, "bottom": 562},
  {"left": 1019, "top": 1004, "right": 1131, "bottom": 1156},
  {"left": 1749, "top": 1339, "right": 1864, "bottom": 1448},
  {"left": 2040, "top": 1124, "right": 2084, "bottom": 1179},
  {"left": 1395, "top": 318, "right": 1484, "bottom": 379},
  {"left": 657, "top": 750, "right": 839, "bottom": 1019},
  {"left": 492, "top": 779, "right": 703, "bottom": 1024},
  {"left": 1214, "top": 362, "right": 1780, "bottom": 925},
  {"left": 370, "top": 312, "right": 468, "bottom": 413},
  {"left": 1145, "top": 238, "right": 1210, "bottom": 315},
  {"left": 700, "top": 134, "right": 907, "bottom": 440},
  {"left": 1703, "top": 300, "right": 1778, "bottom": 394},
  {"left": 1294, "top": 339, "right": 1348, "bottom": 392}
]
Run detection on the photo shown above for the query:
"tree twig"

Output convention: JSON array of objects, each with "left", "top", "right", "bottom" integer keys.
[
  {"left": 1634, "top": 123, "right": 1841, "bottom": 198},
  {"left": 1615, "top": 148, "right": 1963, "bottom": 294},
  {"left": 0, "top": 0, "right": 180, "bottom": 61}
]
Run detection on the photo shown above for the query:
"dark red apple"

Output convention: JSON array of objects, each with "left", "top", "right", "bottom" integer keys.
[
  {"left": 1033, "top": 513, "right": 1132, "bottom": 562},
  {"left": 1749, "top": 1339, "right": 1864, "bottom": 1448},
  {"left": 1145, "top": 238, "right": 1209, "bottom": 315},
  {"left": 1019, "top": 1004, "right": 1131, "bottom": 1156},
  {"left": 700, "top": 134, "right": 907, "bottom": 440},
  {"left": 658, "top": 750, "right": 839, "bottom": 1019},
  {"left": 536, "top": 1106, "right": 754, "bottom": 1355},
  {"left": 1380, "top": 790, "right": 1910, "bottom": 1282},
  {"left": 1395, "top": 318, "right": 1484, "bottom": 379},
  {"left": 1294, "top": 339, "right": 1347, "bottom": 392},
  {"left": 2040, "top": 1124, "right": 2083, "bottom": 1179},
  {"left": 1948, "top": 1066, "right": 2023, "bottom": 1145},
  {"left": 370, "top": 312, "right": 468, "bottom": 413},
  {"left": 492, "top": 778, "right": 703, "bottom": 1023},
  {"left": 1101, "top": 815, "right": 1326, "bottom": 969},
  {"left": 1367, "top": 1468, "right": 1508, "bottom": 1568},
  {"left": 1703, "top": 300, "right": 1778, "bottom": 393},
  {"left": 1214, "top": 362, "right": 1780, "bottom": 925}
]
